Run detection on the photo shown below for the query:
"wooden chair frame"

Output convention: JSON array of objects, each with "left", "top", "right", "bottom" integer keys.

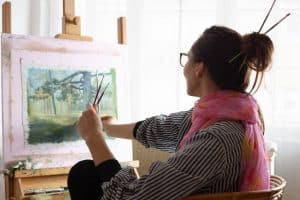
[{"left": 184, "top": 175, "right": 286, "bottom": 200}]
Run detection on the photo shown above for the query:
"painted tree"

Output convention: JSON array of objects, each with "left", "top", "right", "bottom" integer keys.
[{"left": 35, "top": 70, "right": 97, "bottom": 114}]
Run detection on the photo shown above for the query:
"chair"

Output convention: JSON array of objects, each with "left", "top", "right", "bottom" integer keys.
[{"left": 183, "top": 175, "right": 286, "bottom": 200}]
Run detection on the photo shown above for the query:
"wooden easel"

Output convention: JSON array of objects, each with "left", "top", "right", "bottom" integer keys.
[
  {"left": 55, "top": 0, "right": 93, "bottom": 41},
  {"left": 117, "top": 17, "right": 127, "bottom": 44},
  {"left": 55, "top": 0, "right": 127, "bottom": 43},
  {"left": 2, "top": 1, "right": 131, "bottom": 200},
  {"left": 1, "top": 0, "right": 127, "bottom": 44},
  {"left": 2, "top": 1, "right": 11, "bottom": 33}
]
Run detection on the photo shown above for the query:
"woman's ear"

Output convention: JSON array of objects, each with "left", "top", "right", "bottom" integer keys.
[{"left": 194, "top": 62, "right": 205, "bottom": 78}]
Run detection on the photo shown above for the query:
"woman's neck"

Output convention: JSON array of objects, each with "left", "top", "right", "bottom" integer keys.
[{"left": 198, "top": 81, "right": 220, "bottom": 98}]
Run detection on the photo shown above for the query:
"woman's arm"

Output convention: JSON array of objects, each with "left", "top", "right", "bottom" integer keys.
[
  {"left": 134, "top": 110, "right": 192, "bottom": 152},
  {"left": 102, "top": 117, "right": 136, "bottom": 140},
  {"left": 102, "top": 110, "right": 192, "bottom": 153},
  {"left": 76, "top": 104, "right": 115, "bottom": 166}
]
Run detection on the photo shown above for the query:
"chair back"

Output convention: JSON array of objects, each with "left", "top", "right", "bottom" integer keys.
[{"left": 183, "top": 175, "right": 286, "bottom": 200}]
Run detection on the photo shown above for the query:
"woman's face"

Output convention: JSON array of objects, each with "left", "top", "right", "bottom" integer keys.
[{"left": 183, "top": 51, "right": 200, "bottom": 97}]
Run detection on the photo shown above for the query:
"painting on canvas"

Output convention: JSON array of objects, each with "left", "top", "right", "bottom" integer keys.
[
  {"left": 24, "top": 66, "right": 117, "bottom": 145},
  {"left": 1, "top": 34, "right": 131, "bottom": 167}
]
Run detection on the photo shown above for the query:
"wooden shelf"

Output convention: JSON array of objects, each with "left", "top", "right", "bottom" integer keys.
[
  {"left": 14, "top": 167, "right": 70, "bottom": 178},
  {"left": 8, "top": 167, "right": 69, "bottom": 200},
  {"left": 7, "top": 161, "right": 139, "bottom": 200}
]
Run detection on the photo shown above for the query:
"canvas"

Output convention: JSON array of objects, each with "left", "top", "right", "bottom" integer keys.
[{"left": 1, "top": 34, "right": 132, "bottom": 168}]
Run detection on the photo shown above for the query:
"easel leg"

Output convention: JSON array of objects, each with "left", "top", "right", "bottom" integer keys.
[{"left": 2, "top": 1, "right": 11, "bottom": 33}]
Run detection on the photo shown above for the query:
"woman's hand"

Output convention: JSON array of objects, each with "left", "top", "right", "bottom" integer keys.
[
  {"left": 76, "top": 104, "right": 115, "bottom": 165},
  {"left": 77, "top": 106, "right": 135, "bottom": 140},
  {"left": 76, "top": 103, "right": 103, "bottom": 143}
]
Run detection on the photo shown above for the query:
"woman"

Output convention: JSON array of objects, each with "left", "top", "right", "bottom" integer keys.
[{"left": 68, "top": 26, "right": 273, "bottom": 200}]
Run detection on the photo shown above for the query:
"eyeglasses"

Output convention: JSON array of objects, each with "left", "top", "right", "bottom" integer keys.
[{"left": 179, "top": 52, "right": 189, "bottom": 67}]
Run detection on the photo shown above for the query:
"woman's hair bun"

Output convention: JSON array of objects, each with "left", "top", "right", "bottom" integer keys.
[{"left": 242, "top": 32, "right": 274, "bottom": 72}]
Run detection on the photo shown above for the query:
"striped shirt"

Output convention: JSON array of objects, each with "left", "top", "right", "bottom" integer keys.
[{"left": 101, "top": 110, "right": 245, "bottom": 200}]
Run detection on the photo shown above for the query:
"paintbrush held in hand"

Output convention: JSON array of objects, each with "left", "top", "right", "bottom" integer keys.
[
  {"left": 93, "top": 75, "right": 110, "bottom": 112},
  {"left": 74, "top": 75, "right": 110, "bottom": 126}
]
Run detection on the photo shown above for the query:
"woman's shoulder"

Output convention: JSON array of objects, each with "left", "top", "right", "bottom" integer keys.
[
  {"left": 194, "top": 121, "right": 245, "bottom": 146},
  {"left": 195, "top": 121, "right": 245, "bottom": 164},
  {"left": 197, "top": 120, "right": 245, "bottom": 146},
  {"left": 205, "top": 120, "right": 245, "bottom": 135},
  {"left": 186, "top": 121, "right": 244, "bottom": 144}
]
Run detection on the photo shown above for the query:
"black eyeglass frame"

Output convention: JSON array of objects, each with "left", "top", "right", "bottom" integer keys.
[{"left": 179, "top": 52, "right": 189, "bottom": 67}]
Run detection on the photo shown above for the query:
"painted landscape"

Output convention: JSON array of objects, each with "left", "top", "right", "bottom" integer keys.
[{"left": 26, "top": 67, "right": 117, "bottom": 144}]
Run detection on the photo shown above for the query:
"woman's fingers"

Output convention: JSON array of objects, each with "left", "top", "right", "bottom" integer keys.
[
  {"left": 86, "top": 103, "right": 96, "bottom": 112},
  {"left": 92, "top": 104, "right": 99, "bottom": 113},
  {"left": 76, "top": 104, "right": 104, "bottom": 142}
]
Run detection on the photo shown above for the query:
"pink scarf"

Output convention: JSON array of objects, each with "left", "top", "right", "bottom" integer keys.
[{"left": 178, "top": 90, "right": 269, "bottom": 191}]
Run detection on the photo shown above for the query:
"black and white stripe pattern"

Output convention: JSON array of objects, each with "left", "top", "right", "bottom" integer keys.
[{"left": 101, "top": 110, "right": 245, "bottom": 200}]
